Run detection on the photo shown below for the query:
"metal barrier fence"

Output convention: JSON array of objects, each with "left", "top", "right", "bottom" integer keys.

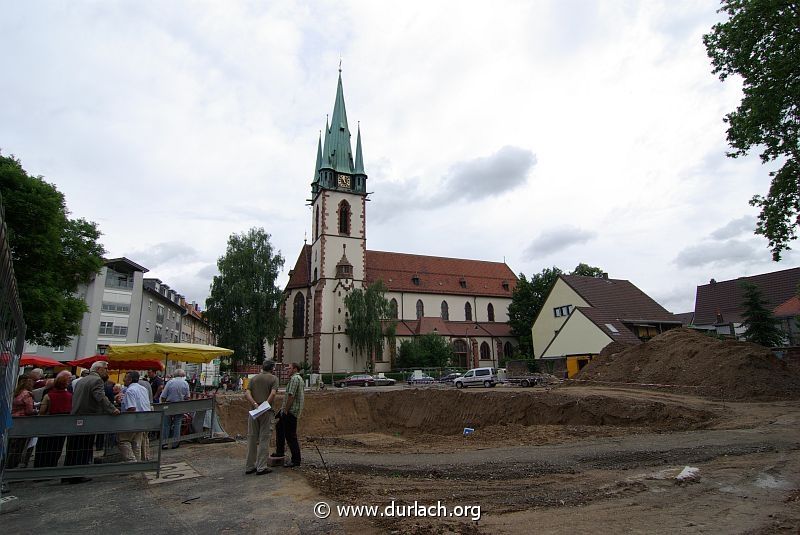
[
  {"left": 3, "top": 412, "right": 162, "bottom": 482},
  {"left": 0, "top": 191, "right": 27, "bottom": 487},
  {"left": 2, "top": 397, "right": 215, "bottom": 482},
  {"left": 154, "top": 396, "right": 215, "bottom": 443}
]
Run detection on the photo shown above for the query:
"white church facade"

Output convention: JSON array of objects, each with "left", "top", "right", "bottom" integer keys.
[{"left": 275, "top": 72, "right": 518, "bottom": 374}]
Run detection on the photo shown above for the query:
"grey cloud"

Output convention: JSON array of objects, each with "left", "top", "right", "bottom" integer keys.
[
  {"left": 371, "top": 146, "right": 536, "bottom": 222},
  {"left": 523, "top": 226, "right": 597, "bottom": 259},
  {"left": 674, "top": 239, "right": 760, "bottom": 268},
  {"left": 197, "top": 263, "right": 219, "bottom": 280},
  {"left": 439, "top": 146, "right": 536, "bottom": 202},
  {"left": 128, "top": 242, "right": 199, "bottom": 269},
  {"left": 710, "top": 216, "right": 756, "bottom": 241}
]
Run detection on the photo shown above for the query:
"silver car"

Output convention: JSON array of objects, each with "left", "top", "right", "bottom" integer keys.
[{"left": 453, "top": 367, "right": 497, "bottom": 388}]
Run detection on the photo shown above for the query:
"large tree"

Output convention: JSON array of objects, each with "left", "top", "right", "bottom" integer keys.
[
  {"left": 205, "top": 228, "right": 284, "bottom": 365},
  {"left": 704, "top": 1, "right": 800, "bottom": 260},
  {"left": 344, "top": 280, "right": 395, "bottom": 370},
  {"left": 0, "top": 153, "right": 105, "bottom": 346},
  {"left": 508, "top": 263, "right": 604, "bottom": 356},
  {"left": 396, "top": 333, "right": 453, "bottom": 369},
  {"left": 740, "top": 281, "right": 785, "bottom": 347}
]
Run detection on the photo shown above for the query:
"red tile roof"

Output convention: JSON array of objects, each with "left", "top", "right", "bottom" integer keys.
[
  {"left": 693, "top": 267, "right": 800, "bottom": 325},
  {"left": 285, "top": 246, "right": 518, "bottom": 298},
  {"left": 393, "top": 319, "right": 513, "bottom": 337},
  {"left": 774, "top": 296, "right": 800, "bottom": 318},
  {"left": 286, "top": 244, "right": 312, "bottom": 290},
  {"left": 366, "top": 250, "right": 517, "bottom": 297},
  {"left": 560, "top": 275, "right": 677, "bottom": 322}
]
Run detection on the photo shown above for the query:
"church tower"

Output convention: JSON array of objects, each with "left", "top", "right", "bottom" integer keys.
[{"left": 307, "top": 70, "right": 368, "bottom": 372}]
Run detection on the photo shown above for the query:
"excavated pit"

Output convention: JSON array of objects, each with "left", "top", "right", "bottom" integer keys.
[{"left": 214, "top": 388, "right": 713, "bottom": 451}]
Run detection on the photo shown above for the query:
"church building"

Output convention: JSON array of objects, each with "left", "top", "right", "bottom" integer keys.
[{"left": 275, "top": 72, "right": 518, "bottom": 374}]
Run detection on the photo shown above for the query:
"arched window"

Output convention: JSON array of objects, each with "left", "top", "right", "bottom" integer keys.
[
  {"left": 389, "top": 298, "right": 398, "bottom": 319},
  {"left": 314, "top": 206, "right": 319, "bottom": 241},
  {"left": 487, "top": 303, "right": 495, "bottom": 322},
  {"left": 480, "top": 341, "right": 490, "bottom": 360},
  {"left": 416, "top": 299, "right": 424, "bottom": 320},
  {"left": 441, "top": 300, "right": 449, "bottom": 320},
  {"left": 504, "top": 342, "right": 514, "bottom": 358},
  {"left": 292, "top": 293, "right": 305, "bottom": 337},
  {"left": 338, "top": 200, "right": 351, "bottom": 235},
  {"left": 465, "top": 302, "right": 472, "bottom": 321},
  {"left": 313, "top": 267, "right": 318, "bottom": 283}
]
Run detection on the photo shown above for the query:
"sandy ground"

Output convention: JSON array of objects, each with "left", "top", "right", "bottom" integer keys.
[{"left": 4, "top": 385, "right": 800, "bottom": 534}]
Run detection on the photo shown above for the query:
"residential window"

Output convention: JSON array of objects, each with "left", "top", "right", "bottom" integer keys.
[
  {"left": 112, "top": 325, "right": 128, "bottom": 336},
  {"left": 102, "top": 302, "right": 130, "bottom": 313},
  {"left": 338, "top": 200, "right": 351, "bottom": 235},
  {"left": 416, "top": 299, "right": 424, "bottom": 320},
  {"left": 480, "top": 342, "right": 490, "bottom": 360},
  {"left": 53, "top": 345, "right": 65, "bottom": 353},
  {"left": 465, "top": 302, "right": 472, "bottom": 321},
  {"left": 389, "top": 298, "right": 398, "bottom": 319},
  {"left": 156, "top": 305, "right": 165, "bottom": 324},
  {"left": 105, "top": 268, "right": 134, "bottom": 290},
  {"left": 441, "top": 301, "right": 449, "bottom": 321},
  {"left": 292, "top": 293, "right": 305, "bottom": 337},
  {"left": 99, "top": 321, "right": 113, "bottom": 335},
  {"left": 155, "top": 325, "right": 162, "bottom": 342},
  {"left": 553, "top": 305, "right": 573, "bottom": 318},
  {"left": 487, "top": 303, "right": 495, "bottom": 322}
]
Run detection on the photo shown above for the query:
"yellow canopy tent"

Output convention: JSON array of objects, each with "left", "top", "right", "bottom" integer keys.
[{"left": 107, "top": 342, "right": 234, "bottom": 367}]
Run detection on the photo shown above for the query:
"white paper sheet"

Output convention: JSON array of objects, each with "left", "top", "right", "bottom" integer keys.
[{"left": 248, "top": 400, "right": 271, "bottom": 418}]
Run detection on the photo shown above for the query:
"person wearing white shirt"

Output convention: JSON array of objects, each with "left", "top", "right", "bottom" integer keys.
[{"left": 118, "top": 371, "right": 152, "bottom": 462}]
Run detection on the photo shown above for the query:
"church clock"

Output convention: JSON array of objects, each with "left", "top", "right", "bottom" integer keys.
[{"left": 337, "top": 174, "right": 351, "bottom": 189}]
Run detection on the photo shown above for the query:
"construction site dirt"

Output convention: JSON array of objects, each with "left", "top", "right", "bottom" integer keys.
[{"left": 213, "top": 383, "right": 800, "bottom": 534}]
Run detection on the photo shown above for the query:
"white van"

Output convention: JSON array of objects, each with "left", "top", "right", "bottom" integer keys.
[{"left": 453, "top": 367, "right": 497, "bottom": 388}]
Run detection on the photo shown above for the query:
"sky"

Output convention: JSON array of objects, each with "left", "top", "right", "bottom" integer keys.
[{"left": 1, "top": 1, "right": 795, "bottom": 314}]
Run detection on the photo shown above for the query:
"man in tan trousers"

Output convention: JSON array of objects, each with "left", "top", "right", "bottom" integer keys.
[{"left": 244, "top": 359, "right": 278, "bottom": 475}]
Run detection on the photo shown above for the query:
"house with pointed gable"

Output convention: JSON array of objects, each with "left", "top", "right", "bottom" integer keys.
[
  {"left": 692, "top": 267, "right": 800, "bottom": 340},
  {"left": 532, "top": 274, "right": 681, "bottom": 377},
  {"left": 275, "top": 72, "right": 519, "bottom": 374}
]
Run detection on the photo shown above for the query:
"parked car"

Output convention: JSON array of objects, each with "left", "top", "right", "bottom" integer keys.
[
  {"left": 336, "top": 374, "right": 376, "bottom": 387},
  {"left": 437, "top": 372, "right": 462, "bottom": 384},
  {"left": 373, "top": 376, "right": 397, "bottom": 386},
  {"left": 453, "top": 367, "right": 498, "bottom": 388},
  {"left": 407, "top": 374, "right": 435, "bottom": 385}
]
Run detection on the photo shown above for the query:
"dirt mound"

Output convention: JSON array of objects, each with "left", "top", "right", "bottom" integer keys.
[
  {"left": 575, "top": 328, "right": 800, "bottom": 400},
  {"left": 216, "top": 388, "right": 712, "bottom": 444}
]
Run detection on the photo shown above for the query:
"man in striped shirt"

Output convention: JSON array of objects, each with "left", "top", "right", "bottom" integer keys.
[{"left": 274, "top": 362, "right": 304, "bottom": 467}]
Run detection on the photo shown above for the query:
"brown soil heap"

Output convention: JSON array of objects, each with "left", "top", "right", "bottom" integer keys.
[{"left": 575, "top": 327, "right": 800, "bottom": 400}]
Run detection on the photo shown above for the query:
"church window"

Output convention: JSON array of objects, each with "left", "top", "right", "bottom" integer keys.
[
  {"left": 292, "top": 293, "right": 305, "bottom": 337},
  {"left": 459, "top": 278, "right": 467, "bottom": 289},
  {"left": 480, "top": 342, "right": 490, "bottom": 360},
  {"left": 412, "top": 275, "right": 420, "bottom": 286},
  {"left": 338, "top": 200, "right": 351, "bottom": 235},
  {"left": 441, "top": 301, "right": 449, "bottom": 320},
  {"left": 465, "top": 302, "right": 472, "bottom": 321},
  {"left": 315, "top": 206, "right": 319, "bottom": 240},
  {"left": 389, "top": 298, "right": 398, "bottom": 319},
  {"left": 416, "top": 299, "right": 424, "bottom": 320},
  {"left": 313, "top": 267, "right": 318, "bottom": 283},
  {"left": 487, "top": 303, "right": 495, "bottom": 322},
  {"left": 504, "top": 342, "right": 514, "bottom": 358}
]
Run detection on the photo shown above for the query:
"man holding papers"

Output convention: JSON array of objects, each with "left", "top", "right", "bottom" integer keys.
[{"left": 244, "top": 360, "right": 278, "bottom": 475}]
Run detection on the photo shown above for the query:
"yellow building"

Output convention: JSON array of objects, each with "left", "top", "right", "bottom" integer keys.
[{"left": 532, "top": 274, "right": 681, "bottom": 378}]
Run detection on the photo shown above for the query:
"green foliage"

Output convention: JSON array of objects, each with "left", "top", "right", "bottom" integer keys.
[
  {"left": 205, "top": 228, "right": 284, "bottom": 365},
  {"left": 571, "top": 263, "right": 605, "bottom": 278},
  {"left": 0, "top": 153, "right": 105, "bottom": 346},
  {"left": 396, "top": 333, "right": 454, "bottom": 369},
  {"left": 740, "top": 282, "right": 785, "bottom": 347},
  {"left": 508, "top": 267, "right": 562, "bottom": 356},
  {"left": 344, "top": 281, "right": 395, "bottom": 369},
  {"left": 704, "top": 1, "right": 800, "bottom": 260}
]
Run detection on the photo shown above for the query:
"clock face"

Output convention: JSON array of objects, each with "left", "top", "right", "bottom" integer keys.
[{"left": 337, "top": 174, "right": 351, "bottom": 188}]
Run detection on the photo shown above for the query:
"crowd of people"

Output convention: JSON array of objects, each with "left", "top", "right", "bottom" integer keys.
[{"left": 6, "top": 362, "right": 195, "bottom": 482}]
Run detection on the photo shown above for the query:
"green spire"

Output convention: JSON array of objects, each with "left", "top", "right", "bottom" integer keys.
[
  {"left": 324, "top": 71, "right": 354, "bottom": 174},
  {"left": 312, "top": 131, "right": 322, "bottom": 184},
  {"left": 354, "top": 122, "right": 364, "bottom": 174}
]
